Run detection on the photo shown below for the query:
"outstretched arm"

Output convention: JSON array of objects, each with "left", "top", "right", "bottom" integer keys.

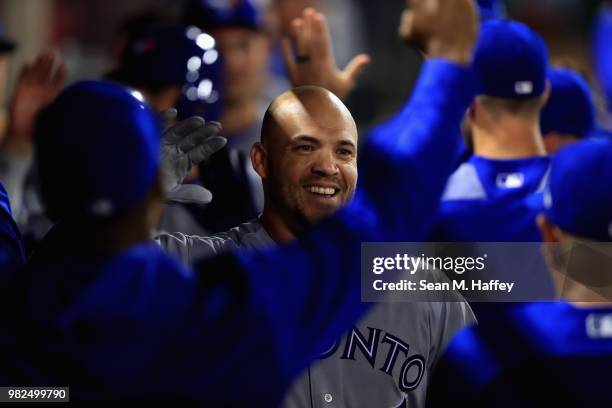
[{"left": 594, "top": 2, "right": 612, "bottom": 113}]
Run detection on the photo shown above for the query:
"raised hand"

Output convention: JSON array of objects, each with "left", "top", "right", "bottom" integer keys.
[
  {"left": 399, "top": 0, "right": 479, "bottom": 65},
  {"left": 4, "top": 50, "right": 67, "bottom": 156},
  {"left": 161, "top": 115, "right": 226, "bottom": 205},
  {"left": 281, "top": 7, "right": 370, "bottom": 101}
]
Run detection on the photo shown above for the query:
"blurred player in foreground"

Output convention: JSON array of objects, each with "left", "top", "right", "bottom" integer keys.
[
  {"left": 159, "top": 4, "right": 475, "bottom": 406},
  {"left": 0, "top": 0, "right": 480, "bottom": 403},
  {"left": 427, "top": 139, "right": 612, "bottom": 407}
]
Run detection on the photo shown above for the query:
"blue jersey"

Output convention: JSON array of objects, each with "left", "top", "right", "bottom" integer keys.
[
  {"left": 0, "top": 182, "right": 25, "bottom": 286},
  {"left": 430, "top": 155, "right": 550, "bottom": 242},
  {"left": 428, "top": 302, "right": 612, "bottom": 407},
  {"left": 0, "top": 60, "right": 476, "bottom": 404},
  {"left": 594, "top": 5, "right": 612, "bottom": 113}
]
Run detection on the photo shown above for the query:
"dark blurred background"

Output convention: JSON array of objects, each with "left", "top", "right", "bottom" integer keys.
[{"left": 0, "top": 0, "right": 608, "bottom": 130}]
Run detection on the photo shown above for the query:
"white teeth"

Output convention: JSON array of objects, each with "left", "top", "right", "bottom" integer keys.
[{"left": 309, "top": 186, "right": 336, "bottom": 196}]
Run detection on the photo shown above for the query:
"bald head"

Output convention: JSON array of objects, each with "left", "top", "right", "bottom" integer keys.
[
  {"left": 251, "top": 86, "right": 358, "bottom": 234},
  {"left": 261, "top": 86, "right": 357, "bottom": 145}
]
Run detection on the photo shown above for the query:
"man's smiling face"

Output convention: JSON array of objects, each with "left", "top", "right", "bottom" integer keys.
[{"left": 258, "top": 87, "right": 358, "bottom": 225}]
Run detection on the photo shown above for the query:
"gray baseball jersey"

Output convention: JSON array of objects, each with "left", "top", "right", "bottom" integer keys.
[{"left": 156, "top": 219, "right": 475, "bottom": 407}]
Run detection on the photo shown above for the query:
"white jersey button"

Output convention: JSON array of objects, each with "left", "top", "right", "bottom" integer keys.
[{"left": 324, "top": 393, "right": 333, "bottom": 403}]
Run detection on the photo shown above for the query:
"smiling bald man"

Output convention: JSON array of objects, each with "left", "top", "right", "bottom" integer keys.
[
  {"left": 157, "top": 86, "right": 474, "bottom": 408},
  {"left": 158, "top": 86, "right": 360, "bottom": 259},
  {"left": 252, "top": 86, "right": 358, "bottom": 243}
]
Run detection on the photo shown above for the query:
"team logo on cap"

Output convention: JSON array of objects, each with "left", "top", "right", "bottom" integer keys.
[{"left": 515, "top": 81, "right": 534, "bottom": 95}]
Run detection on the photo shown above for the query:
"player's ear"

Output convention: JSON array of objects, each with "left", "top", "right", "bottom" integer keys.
[
  {"left": 251, "top": 142, "right": 268, "bottom": 180},
  {"left": 537, "top": 213, "right": 561, "bottom": 243}
]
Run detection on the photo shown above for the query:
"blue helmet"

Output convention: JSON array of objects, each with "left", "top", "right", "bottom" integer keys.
[
  {"left": 544, "top": 138, "right": 612, "bottom": 241},
  {"left": 108, "top": 24, "right": 224, "bottom": 122},
  {"left": 540, "top": 67, "right": 595, "bottom": 138},
  {"left": 109, "top": 25, "right": 213, "bottom": 90},
  {"left": 182, "top": 0, "right": 264, "bottom": 32},
  {"left": 175, "top": 25, "right": 225, "bottom": 122},
  {"left": 35, "top": 81, "right": 162, "bottom": 220}
]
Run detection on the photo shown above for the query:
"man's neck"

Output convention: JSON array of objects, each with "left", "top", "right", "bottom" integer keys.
[
  {"left": 260, "top": 204, "right": 307, "bottom": 245},
  {"left": 472, "top": 120, "right": 547, "bottom": 159},
  {"left": 221, "top": 99, "right": 259, "bottom": 135}
]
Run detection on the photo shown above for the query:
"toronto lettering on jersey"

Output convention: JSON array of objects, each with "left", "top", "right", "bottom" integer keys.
[{"left": 319, "top": 326, "right": 426, "bottom": 392}]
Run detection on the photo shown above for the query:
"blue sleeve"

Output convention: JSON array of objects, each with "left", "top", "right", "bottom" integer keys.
[
  {"left": 360, "top": 60, "right": 476, "bottom": 239},
  {"left": 0, "top": 182, "right": 26, "bottom": 286},
  {"left": 227, "top": 60, "right": 476, "bottom": 390},
  {"left": 594, "top": 5, "right": 612, "bottom": 112}
]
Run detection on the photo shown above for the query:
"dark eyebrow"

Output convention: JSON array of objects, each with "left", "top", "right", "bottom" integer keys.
[
  {"left": 338, "top": 139, "right": 357, "bottom": 150},
  {"left": 291, "top": 135, "right": 321, "bottom": 145}
]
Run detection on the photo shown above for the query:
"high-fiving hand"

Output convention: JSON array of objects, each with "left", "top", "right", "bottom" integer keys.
[
  {"left": 4, "top": 51, "right": 67, "bottom": 156},
  {"left": 399, "top": 0, "right": 479, "bottom": 65},
  {"left": 161, "top": 110, "right": 226, "bottom": 205},
  {"left": 281, "top": 7, "right": 370, "bottom": 101}
]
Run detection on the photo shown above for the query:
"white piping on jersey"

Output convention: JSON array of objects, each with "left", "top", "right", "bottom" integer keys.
[
  {"left": 441, "top": 163, "right": 487, "bottom": 201},
  {"left": 535, "top": 165, "right": 552, "bottom": 193}
]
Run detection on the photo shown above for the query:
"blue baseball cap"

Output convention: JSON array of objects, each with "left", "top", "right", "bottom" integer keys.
[
  {"left": 543, "top": 138, "right": 612, "bottom": 241},
  {"left": 108, "top": 25, "right": 216, "bottom": 90},
  {"left": 540, "top": 68, "right": 595, "bottom": 138},
  {"left": 477, "top": 0, "right": 507, "bottom": 21},
  {"left": 35, "top": 81, "right": 162, "bottom": 220},
  {"left": 183, "top": 0, "right": 263, "bottom": 32},
  {"left": 175, "top": 25, "right": 225, "bottom": 122},
  {"left": 473, "top": 20, "right": 549, "bottom": 99}
]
